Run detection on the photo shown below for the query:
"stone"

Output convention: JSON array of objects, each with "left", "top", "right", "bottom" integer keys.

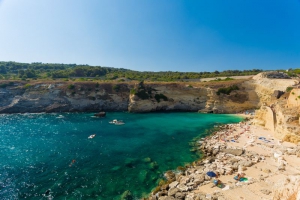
[
  {"left": 177, "top": 183, "right": 189, "bottom": 192},
  {"left": 179, "top": 177, "right": 190, "bottom": 184},
  {"left": 175, "top": 192, "right": 186, "bottom": 199},
  {"left": 163, "top": 197, "right": 175, "bottom": 200},
  {"left": 239, "top": 160, "right": 253, "bottom": 167},
  {"left": 165, "top": 171, "right": 176, "bottom": 181},
  {"left": 263, "top": 169, "right": 271, "bottom": 173},
  {"left": 94, "top": 111, "right": 106, "bottom": 117},
  {"left": 260, "top": 189, "right": 272, "bottom": 195},
  {"left": 168, "top": 188, "right": 179, "bottom": 196},
  {"left": 221, "top": 148, "right": 244, "bottom": 156},
  {"left": 120, "top": 190, "right": 133, "bottom": 200},
  {"left": 149, "top": 195, "right": 157, "bottom": 200},
  {"left": 169, "top": 181, "right": 179, "bottom": 189}
]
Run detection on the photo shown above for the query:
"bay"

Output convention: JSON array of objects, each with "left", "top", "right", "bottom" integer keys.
[{"left": 0, "top": 112, "right": 242, "bottom": 199}]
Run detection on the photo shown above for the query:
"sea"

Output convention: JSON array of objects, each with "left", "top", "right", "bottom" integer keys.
[{"left": 0, "top": 112, "right": 243, "bottom": 199}]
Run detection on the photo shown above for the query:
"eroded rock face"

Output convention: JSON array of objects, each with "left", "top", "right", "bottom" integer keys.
[
  {"left": 0, "top": 82, "right": 130, "bottom": 113},
  {"left": 128, "top": 83, "right": 208, "bottom": 112},
  {"left": 0, "top": 73, "right": 297, "bottom": 115}
]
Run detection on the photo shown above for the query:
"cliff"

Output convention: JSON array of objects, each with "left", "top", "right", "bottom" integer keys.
[
  {"left": 0, "top": 79, "right": 262, "bottom": 114},
  {"left": 252, "top": 73, "right": 300, "bottom": 143},
  {"left": 0, "top": 82, "right": 130, "bottom": 113}
]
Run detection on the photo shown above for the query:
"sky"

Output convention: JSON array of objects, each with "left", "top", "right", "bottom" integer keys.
[{"left": 0, "top": 0, "right": 299, "bottom": 72}]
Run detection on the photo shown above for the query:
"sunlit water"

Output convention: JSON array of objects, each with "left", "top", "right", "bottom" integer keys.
[{"left": 0, "top": 112, "right": 242, "bottom": 199}]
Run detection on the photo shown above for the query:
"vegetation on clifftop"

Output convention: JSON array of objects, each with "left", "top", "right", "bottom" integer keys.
[{"left": 0, "top": 61, "right": 264, "bottom": 82}]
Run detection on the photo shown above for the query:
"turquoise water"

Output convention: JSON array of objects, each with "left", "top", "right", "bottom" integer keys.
[{"left": 0, "top": 112, "right": 242, "bottom": 199}]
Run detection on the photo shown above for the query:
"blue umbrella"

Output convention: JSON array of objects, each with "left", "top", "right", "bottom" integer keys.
[{"left": 206, "top": 171, "right": 217, "bottom": 177}]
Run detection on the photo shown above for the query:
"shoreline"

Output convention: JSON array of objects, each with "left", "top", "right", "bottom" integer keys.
[{"left": 148, "top": 115, "right": 300, "bottom": 200}]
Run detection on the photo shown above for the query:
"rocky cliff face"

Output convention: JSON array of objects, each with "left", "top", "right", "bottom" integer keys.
[
  {"left": 252, "top": 74, "right": 300, "bottom": 143},
  {"left": 128, "top": 82, "right": 208, "bottom": 112},
  {"left": 0, "top": 80, "right": 262, "bottom": 114},
  {"left": 0, "top": 82, "right": 129, "bottom": 113}
]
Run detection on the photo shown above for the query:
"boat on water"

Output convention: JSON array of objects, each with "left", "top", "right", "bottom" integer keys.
[
  {"left": 109, "top": 119, "right": 125, "bottom": 125},
  {"left": 56, "top": 115, "right": 64, "bottom": 119}
]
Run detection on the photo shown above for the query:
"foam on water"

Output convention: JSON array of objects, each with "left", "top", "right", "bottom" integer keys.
[{"left": 0, "top": 112, "right": 242, "bottom": 199}]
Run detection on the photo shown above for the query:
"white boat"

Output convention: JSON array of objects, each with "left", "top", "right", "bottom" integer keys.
[
  {"left": 115, "top": 120, "right": 125, "bottom": 125},
  {"left": 109, "top": 119, "right": 125, "bottom": 125},
  {"left": 56, "top": 115, "right": 64, "bottom": 119},
  {"left": 109, "top": 119, "right": 118, "bottom": 124}
]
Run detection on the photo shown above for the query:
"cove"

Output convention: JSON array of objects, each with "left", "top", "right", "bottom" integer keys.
[{"left": 0, "top": 112, "right": 243, "bottom": 199}]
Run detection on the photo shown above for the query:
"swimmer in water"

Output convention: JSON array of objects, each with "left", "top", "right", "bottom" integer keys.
[
  {"left": 69, "top": 159, "right": 76, "bottom": 167},
  {"left": 88, "top": 134, "right": 96, "bottom": 139}
]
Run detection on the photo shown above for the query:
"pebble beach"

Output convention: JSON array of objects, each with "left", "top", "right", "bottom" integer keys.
[{"left": 150, "top": 115, "right": 300, "bottom": 200}]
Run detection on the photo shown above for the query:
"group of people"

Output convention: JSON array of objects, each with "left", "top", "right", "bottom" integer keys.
[{"left": 211, "top": 172, "right": 246, "bottom": 188}]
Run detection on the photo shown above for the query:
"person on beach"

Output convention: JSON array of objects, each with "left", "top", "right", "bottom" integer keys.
[{"left": 234, "top": 173, "right": 245, "bottom": 181}]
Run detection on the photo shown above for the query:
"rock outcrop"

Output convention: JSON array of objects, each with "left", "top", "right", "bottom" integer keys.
[
  {"left": 0, "top": 80, "right": 262, "bottom": 114},
  {"left": 0, "top": 82, "right": 129, "bottom": 113}
]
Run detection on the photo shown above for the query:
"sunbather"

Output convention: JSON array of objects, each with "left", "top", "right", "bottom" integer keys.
[{"left": 234, "top": 173, "right": 245, "bottom": 181}]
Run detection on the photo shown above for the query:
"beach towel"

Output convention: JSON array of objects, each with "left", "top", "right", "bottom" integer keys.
[
  {"left": 234, "top": 176, "right": 248, "bottom": 182},
  {"left": 239, "top": 177, "right": 248, "bottom": 182}
]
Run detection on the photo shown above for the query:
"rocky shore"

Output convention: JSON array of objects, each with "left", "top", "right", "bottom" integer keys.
[{"left": 147, "top": 116, "right": 300, "bottom": 200}]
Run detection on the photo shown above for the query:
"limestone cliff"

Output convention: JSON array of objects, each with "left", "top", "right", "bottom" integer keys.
[
  {"left": 252, "top": 73, "right": 300, "bottom": 143},
  {"left": 0, "top": 80, "right": 262, "bottom": 114},
  {"left": 0, "top": 82, "right": 129, "bottom": 113},
  {"left": 128, "top": 82, "right": 208, "bottom": 112}
]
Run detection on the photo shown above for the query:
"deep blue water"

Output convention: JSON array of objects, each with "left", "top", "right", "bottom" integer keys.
[{"left": 0, "top": 112, "right": 242, "bottom": 199}]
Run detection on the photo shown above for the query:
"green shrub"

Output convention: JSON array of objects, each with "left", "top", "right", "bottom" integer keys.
[
  {"left": 130, "top": 88, "right": 136, "bottom": 95},
  {"left": 216, "top": 85, "right": 239, "bottom": 95},
  {"left": 68, "top": 84, "right": 75, "bottom": 89},
  {"left": 95, "top": 82, "right": 99, "bottom": 88},
  {"left": 188, "top": 85, "right": 193, "bottom": 88},
  {"left": 112, "top": 84, "right": 121, "bottom": 92},
  {"left": 24, "top": 84, "right": 31, "bottom": 89},
  {"left": 136, "top": 90, "right": 149, "bottom": 99},
  {"left": 286, "top": 87, "right": 293, "bottom": 92},
  {"left": 154, "top": 94, "right": 168, "bottom": 102}
]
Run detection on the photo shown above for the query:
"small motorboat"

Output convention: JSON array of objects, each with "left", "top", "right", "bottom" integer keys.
[
  {"left": 56, "top": 115, "right": 64, "bottom": 119},
  {"left": 109, "top": 119, "right": 118, "bottom": 124},
  {"left": 88, "top": 134, "right": 96, "bottom": 139},
  {"left": 114, "top": 120, "right": 125, "bottom": 125},
  {"left": 109, "top": 119, "right": 125, "bottom": 125}
]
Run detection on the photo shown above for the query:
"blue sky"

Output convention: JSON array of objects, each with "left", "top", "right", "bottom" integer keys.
[{"left": 0, "top": 0, "right": 299, "bottom": 72}]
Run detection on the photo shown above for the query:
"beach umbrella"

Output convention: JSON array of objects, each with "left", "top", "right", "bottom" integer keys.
[{"left": 206, "top": 171, "right": 217, "bottom": 177}]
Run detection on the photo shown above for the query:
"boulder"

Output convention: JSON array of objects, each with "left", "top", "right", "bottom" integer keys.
[
  {"left": 168, "top": 188, "right": 179, "bottom": 196},
  {"left": 221, "top": 148, "right": 244, "bottom": 156},
  {"left": 175, "top": 192, "right": 186, "bottom": 199},
  {"left": 177, "top": 183, "right": 189, "bottom": 192},
  {"left": 169, "top": 181, "right": 179, "bottom": 189},
  {"left": 94, "top": 111, "right": 106, "bottom": 117}
]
